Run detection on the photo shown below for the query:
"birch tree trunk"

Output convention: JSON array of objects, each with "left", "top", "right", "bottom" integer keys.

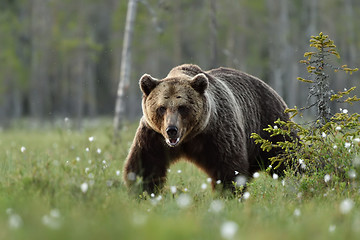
[{"left": 114, "top": 0, "right": 138, "bottom": 135}]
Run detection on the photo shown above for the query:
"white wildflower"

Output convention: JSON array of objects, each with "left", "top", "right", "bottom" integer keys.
[
  {"left": 335, "top": 126, "right": 341, "bottom": 131},
  {"left": 273, "top": 125, "right": 278, "bottom": 129},
  {"left": 253, "top": 172, "right": 260, "bottom": 178},
  {"left": 281, "top": 180, "right": 285, "bottom": 186},
  {"left": 209, "top": 200, "right": 224, "bottom": 213},
  {"left": 322, "top": 132, "right": 327, "bottom": 138},
  {"left": 96, "top": 148, "right": 102, "bottom": 154},
  {"left": 8, "top": 214, "right": 23, "bottom": 229},
  {"left": 207, "top": 178, "right": 212, "bottom": 183},
  {"left": 85, "top": 147, "right": 89, "bottom": 152},
  {"left": 220, "top": 221, "right": 238, "bottom": 240},
  {"left": 150, "top": 193, "right": 155, "bottom": 198},
  {"left": 201, "top": 183, "right": 207, "bottom": 190},
  {"left": 243, "top": 192, "right": 250, "bottom": 200},
  {"left": 339, "top": 199, "right": 354, "bottom": 214},
  {"left": 343, "top": 109, "right": 348, "bottom": 114},
  {"left": 293, "top": 208, "right": 301, "bottom": 217},
  {"left": 329, "top": 224, "right": 336, "bottom": 233},
  {"left": 235, "top": 175, "right": 247, "bottom": 187},
  {"left": 177, "top": 170, "right": 182, "bottom": 174},
  {"left": 333, "top": 145, "right": 337, "bottom": 149},
  {"left": 234, "top": 170, "right": 239, "bottom": 175},
  {"left": 88, "top": 136, "right": 94, "bottom": 142},
  {"left": 353, "top": 138, "right": 360, "bottom": 143},
  {"left": 80, "top": 182, "right": 88, "bottom": 193},
  {"left": 176, "top": 194, "right": 192, "bottom": 208},
  {"left": 132, "top": 213, "right": 147, "bottom": 226},
  {"left": 20, "top": 146, "right": 26, "bottom": 153},
  {"left": 345, "top": 142, "right": 351, "bottom": 148},
  {"left": 167, "top": 169, "right": 171, "bottom": 173},
  {"left": 76, "top": 157, "right": 80, "bottom": 162},
  {"left": 127, "top": 172, "right": 136, "bottom": 181},
  {"left": 170, "top": 186, "right": 177, "bottom": 194},
  {"left": 273, "top": 173, "right": 279, "bottom": 180},
  {"left": 324, "top": 174, "right": 331, "bottom": 183},
  {"left": 348, "top": 170, "right": 357, "bottom": 179},
  {"left": 116, "top": 170, "right": 121, "bottom": 176},
  {"left": 216, "top": 180, "right": 222, "bottom": 184}
]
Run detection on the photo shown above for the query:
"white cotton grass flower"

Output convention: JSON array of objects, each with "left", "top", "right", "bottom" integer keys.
[
  {"left": 220, "top": 221, "right": 238, "bottom": 239},
  {"left": 253, "top": 172, "right": 260, "bottom": 178},
  {"left": 170, "top": 186, "right": 177, "bottom": 194},
  {"left": 322, "top": 132, "right": 327, "bottom": 138},
  {"left": 88, "top": 136, "right": 94, "bottom": 142},
  {"left": 85, "top": 147, "right": 90, "bottom": 152},
  {"left": 281, "top": 180, "right": 286, "bottom": 186},
  {"left": 85, "top": 167, "right": 90, "bottom": 174},
  {"left": 272, "top": 173, "right": 279, "bottom": 180},
  {"left": 20, "top": 146, "right": 26, "bottom": 153},
  {"left": 243, "top": 192, "right": 250, "bottom": 200},
  {"left": 127, "top": 172, "right": 136, "bottom": 181},
  {"left": 176, "top": 194, "right": 192, "bottom": 209},
  {"left": 235, "top": 175, "right": 247, "bottom": 187},
  {"left": 76, "top": 157, "right": 80, "bottom": 162},
  {"left": 177, "top": 170, "right": 182, "bottom": 174},
  {"left": 8, "top": 213, "right": 23, "bottom": 229},
  {"left": 273, "top": 125, "right": 278, "bottom": 129},
  {"left": 42, "top": 209, "right": 62, "bottom": 229},
  {"left": 342, "top": 109, "right": 349, "bottom": 114},
  {"left": 345, "top": 142, "right": 351, "bottom": 148},
  {"left": 324, "top": 174, "right": 331, "bottom": 183},
  {"left": 339, "top": 199, "right": 354, "bottom": 214},
  {"left": 80, "top": 182, "right": 88, "bottom": 193},
  {"left": 329, "top": 224, "right": 336, "bottom": 233},
  {"left": 216, "top": 180, "right": 222, "bottom": 185},
  {"left": 333, "top": 145, "right": 338, "bottom": 149},
  {"left": 335, "top": 126, "right": 342, "bottom": 131},
  {"left": 207, "top": 178, "right": 212, "bottom": 183},
  {"left": 353, "top": 138, "right": 360, "bottom": 143},
  {"left": 150, "top": 193, "right": 155, "bottom": 198},
  {"left": 201, "top": 183, "right": 207, "bottom": 190},
  {"left": 209, "top": 200, "right": 224, "bottom": 213},
  {"left": 116, "top": 170, "right": 121, "bottom": 176},
  {"left": 348, "top": 169, "right": 357, "bottom": 179},
  {"left": 293, "top": 208, "right": 301, "bottom": 217},
  {"left": 234, "top": 170, "right": 239, "bottom": 175},
  {"left": 96, "top": 148, "right": 102, "bottom": 154},
  {"left": 132, "top": 212, "right": 147, "bottom": 226}
]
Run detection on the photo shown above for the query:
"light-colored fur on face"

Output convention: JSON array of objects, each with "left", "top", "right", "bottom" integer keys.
[{"left": 140, "top": 73, "right": 211, "bottom": 147}]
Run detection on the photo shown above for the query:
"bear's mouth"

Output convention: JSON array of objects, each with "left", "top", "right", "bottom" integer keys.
[{"left": 166, "top": 137, "right": 180, "bottom": 147}]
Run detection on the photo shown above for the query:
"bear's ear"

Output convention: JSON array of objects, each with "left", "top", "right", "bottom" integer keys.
[
  {"left": 139, "top": 74, "right": 159, "bottom": 96},
  {"left": 190, "top": 73, "right": 209, "bottom": 94}
]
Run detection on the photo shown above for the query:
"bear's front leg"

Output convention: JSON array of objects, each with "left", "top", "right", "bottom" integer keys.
[{"left": 123, "top": 121, "right": 170, "bottom": 194}]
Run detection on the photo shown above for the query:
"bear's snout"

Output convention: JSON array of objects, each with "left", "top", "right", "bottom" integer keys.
[{"left": 165, "top": 126, "right": 180, "bottom": 147}]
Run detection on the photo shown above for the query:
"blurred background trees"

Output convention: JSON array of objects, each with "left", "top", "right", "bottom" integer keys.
[{"left": 0, "top": 0, "right": 359, "bottom": 129}]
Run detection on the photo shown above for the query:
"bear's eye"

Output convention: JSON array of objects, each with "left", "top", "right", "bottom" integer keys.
[
  {"left": 157, "top": 106, "right": 166, "bottom": 115},
  {"left": 178, "top": 106, "right": 189, "bottom": 116}
]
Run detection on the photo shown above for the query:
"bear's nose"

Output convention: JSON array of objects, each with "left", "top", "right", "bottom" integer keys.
[{"left": 166, "top": 126, "right": 178, "bottom": 138}]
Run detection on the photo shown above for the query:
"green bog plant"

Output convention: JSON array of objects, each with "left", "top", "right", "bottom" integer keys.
[{"left": 251, "top": 32, "right": 360, "bottom": 190}]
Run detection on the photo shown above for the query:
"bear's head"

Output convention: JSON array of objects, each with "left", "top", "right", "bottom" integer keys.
[{"left": 140, "top": 73, "right": 210, "bottom": 147}]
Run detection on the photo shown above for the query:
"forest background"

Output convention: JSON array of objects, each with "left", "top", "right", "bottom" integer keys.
[{"left": 0, "top": 0, "right": 359, "bottom": 129}]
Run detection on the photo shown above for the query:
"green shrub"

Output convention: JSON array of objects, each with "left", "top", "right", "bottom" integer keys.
[{"left": 251, "top": 33, "right": 360, "bottom": 192}]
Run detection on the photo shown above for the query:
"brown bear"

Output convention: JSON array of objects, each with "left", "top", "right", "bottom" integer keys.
[{"left": 123, "top": 64, "right": 293, "bottom": 193}]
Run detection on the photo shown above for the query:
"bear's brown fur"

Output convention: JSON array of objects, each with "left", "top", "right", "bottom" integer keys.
[{"left": 123, "top": 64, "right": 293, "bottom": 193}]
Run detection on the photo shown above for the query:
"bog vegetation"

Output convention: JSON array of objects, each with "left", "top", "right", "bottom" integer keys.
[{"left": 1, "top": 33, "right": 360, "bottom": 240}]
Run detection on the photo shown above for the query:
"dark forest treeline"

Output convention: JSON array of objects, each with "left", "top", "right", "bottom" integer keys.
[{"left": 0, "top": 0, "right": 359, "bottom": 128}]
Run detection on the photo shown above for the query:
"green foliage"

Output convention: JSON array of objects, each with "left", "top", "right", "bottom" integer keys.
[
  {"left": 251, "top": 33, "right": 360, "bottom": 192},
  {"left": 2, "top": 125, "right": 360, "bottom": 239}
]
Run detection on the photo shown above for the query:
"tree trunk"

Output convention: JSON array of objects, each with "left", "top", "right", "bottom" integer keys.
[
  {"left": 114, "top": 0, "right": 138, "bottom": 135},
  {"left": 209, "top": 0, "right": 218, "bottom": 68},
  {"left": 29, "top": 0, "right": 51, "bottom": 121}
]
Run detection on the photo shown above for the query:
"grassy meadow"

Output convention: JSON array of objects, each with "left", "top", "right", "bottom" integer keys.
[{"left": 1, "top": 120, "right": 360, "bottom": 240}]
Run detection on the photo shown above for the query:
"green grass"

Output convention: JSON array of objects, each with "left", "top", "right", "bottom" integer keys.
[{"left": 1, "top": 122, "right": 360, "bottom": 240}]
